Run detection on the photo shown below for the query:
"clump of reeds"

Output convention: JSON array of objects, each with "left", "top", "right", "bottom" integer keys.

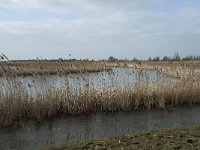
[
  {"left": 0, "top": 60, "right": 200, "bottom": 127},
  {"left": 0, "top": 60, "right": 111, "bottom": 76}
]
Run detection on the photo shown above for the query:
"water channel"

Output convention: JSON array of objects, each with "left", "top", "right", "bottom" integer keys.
[
  {"left": 0, "top": 67, "right": 193, "bottom": 150},
  {"left": 0, "top": 106, "right": 200, "bottom": 150}
]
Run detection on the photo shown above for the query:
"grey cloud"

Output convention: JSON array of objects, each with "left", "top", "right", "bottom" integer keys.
[
  {"left": 0, "top": 0, "right": 99, "bottom": 12},
  {"left": 0, "top": 0, "right": 163, "bottom": 13},
  {"left": 0, "top": 0, "right": 200, "bottom": 59}
]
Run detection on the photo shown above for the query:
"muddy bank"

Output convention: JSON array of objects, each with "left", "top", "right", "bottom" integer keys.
[{"left": 41, "top": 125, "right": 200, "bottom": 150}]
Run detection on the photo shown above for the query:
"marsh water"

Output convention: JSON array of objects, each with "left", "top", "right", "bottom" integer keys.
[
  {"left": 0, "top": 67, "right": 167, "bottom": 96},
  {"left": 0, "top": 106, "right": 200, "bottom": 150},
  {"left": 0, "top": 67, "right": 190, "bottom": 150}
]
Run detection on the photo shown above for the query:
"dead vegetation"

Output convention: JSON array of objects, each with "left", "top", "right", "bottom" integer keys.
[
  {"left": 0, "top": 60, "right": 111, "bottom": 76},
  {"left": 0, "top": 60, "right": 200, "bottom": 127}
]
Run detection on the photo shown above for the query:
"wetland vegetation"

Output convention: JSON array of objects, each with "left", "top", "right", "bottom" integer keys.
[
  {"left": 0, "top": 58, "right": 200, "bottom": 149},
  {"left": 0, "top": 59, "right": 200, "bottom": 127}
]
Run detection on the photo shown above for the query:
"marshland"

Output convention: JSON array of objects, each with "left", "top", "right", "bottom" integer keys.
[
  {"left": 0, "top": 58, "right": 200, "bottom": 149},
  {"left": 2, "top": 0, "right": 200, "bottom": 149}
]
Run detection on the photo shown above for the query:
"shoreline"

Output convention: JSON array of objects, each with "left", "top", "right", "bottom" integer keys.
[{"left": 39, "top": 125, "right": 200, "bottom": 150}]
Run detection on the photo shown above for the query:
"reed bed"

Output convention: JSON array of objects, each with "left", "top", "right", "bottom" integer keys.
[
  {"left": 0, "top": 60, "right": 200, "bottom": 127},
  {"left": 0, "top": 60, "right": 111, "bottom": 76}
]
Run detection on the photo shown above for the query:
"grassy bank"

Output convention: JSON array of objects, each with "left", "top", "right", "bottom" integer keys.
[{"left": 39, "top": 125, "right": 200, "bottom": 150}]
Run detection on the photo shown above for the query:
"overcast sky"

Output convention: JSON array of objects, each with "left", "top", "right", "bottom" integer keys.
[{"left": 0, "top": 0, "right": 200, "bottom": 60}]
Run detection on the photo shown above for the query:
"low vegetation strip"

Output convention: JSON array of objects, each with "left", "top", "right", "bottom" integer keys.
[
  {"left": 0, "top": 60, "right": 111, "bottom": 76},
  {"left": 39, "top": 125, "right": 200, "bottom": 150}
]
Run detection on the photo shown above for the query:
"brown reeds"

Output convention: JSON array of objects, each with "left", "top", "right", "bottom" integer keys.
[
  {"left": 0, "top": 60, "right": 200, "bottom": 127},
  {"left": 0, "top": 60, "right": 111, "bottom": 76}
]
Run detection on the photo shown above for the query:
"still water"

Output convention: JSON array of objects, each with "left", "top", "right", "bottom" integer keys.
[
  {"left": 0, "top": 67, "right": 181, "bottom": 150},
  {"left": 0, "top": 68, "right": 167, "bottom": 97},
  {"left": 0, "top": 105, "right": 200, "bottom": 150}
]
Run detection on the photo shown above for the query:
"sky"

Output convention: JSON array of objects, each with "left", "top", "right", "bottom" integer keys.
[{"left": 0, "top": 0, "right": 200, "bottom": 60}]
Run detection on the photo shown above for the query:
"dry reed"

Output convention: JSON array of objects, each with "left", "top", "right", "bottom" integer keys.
[{"left": 0, "top": 60, "right": 200, "bottom": 127}]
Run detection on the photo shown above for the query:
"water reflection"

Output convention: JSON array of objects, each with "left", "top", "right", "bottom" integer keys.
[
  {"left": 0, "top": 68, "right": 166, "bottom": 97},
  {"left": 0, "top": 105, "right": 200, "bottom": 150}
]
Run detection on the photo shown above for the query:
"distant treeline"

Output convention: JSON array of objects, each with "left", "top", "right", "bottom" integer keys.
[
  {"left": 108, "top": 54, "right": 200, "bottom": 62},
  {"left": 148, "top": 55, "right": 200, "bottom": 61},
  {"left": 1, "top": 52, "right": 200, "bottom": 62}
]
